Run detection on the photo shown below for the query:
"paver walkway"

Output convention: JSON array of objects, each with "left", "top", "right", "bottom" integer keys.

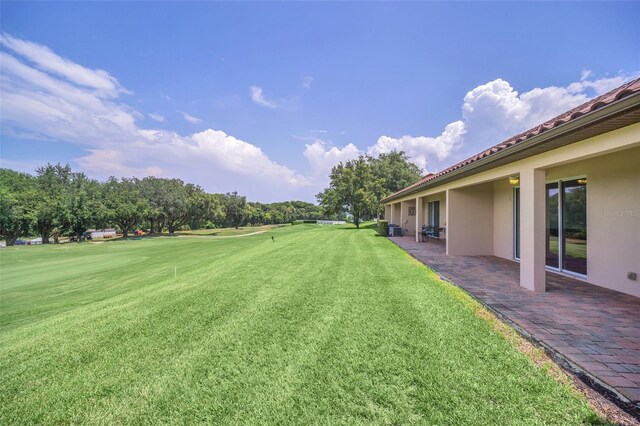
[{"left": 391, "top": 236, "right": 640, "bottom": 408}]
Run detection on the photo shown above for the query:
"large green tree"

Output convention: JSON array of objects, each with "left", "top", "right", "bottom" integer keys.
[
  {"left": 104, "top": 177, "right": 147, "bottom": 238},
  {"left": 368, "top": 151, "right": 422, "bottom": 214},
  {"left": 62, "top": 173, "right": 106, "bottom": 239},
  {"left": 223, "top": 192, "right": 247, "bottom": 229},
  {"left": 317, "top": 156, "right": 383, "bottom": 228},
  {"left": 33, "top": 163, "right": 74, "bottom": 244},
  {"left": 0, "top": 169, "right": 37, "bottom": 246}
]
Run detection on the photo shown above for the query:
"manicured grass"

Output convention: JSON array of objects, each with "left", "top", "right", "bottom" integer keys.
[
  {"left": 0, "top": 225, "right": 602, "bottom": 424},
  {"left": 176, "top": 224, "right": 285, "bottom": 237}
]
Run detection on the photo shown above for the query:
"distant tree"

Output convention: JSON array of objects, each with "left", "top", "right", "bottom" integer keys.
[
  {"left": 209, "top": 193, "right": 227, "bottom": 225},
  {"left": 33, "top": 163, "right": 73, "bottom": 244},
  {"left": 156, "top": 179, "right": 206, "bottom": 233},
  {"left": 317, "top": 156, "right": 383, "bottom": 228},
  {"left": 104, "top": 177, "right": 147, "bottom": 238},
  {"left": 139, "top": 177, "right": 167, "bottom": 233},
  {"left": 63, "top": 173, "right": 106, "bottom": 239},
  {"left": 368, "top": 151, "right": 422, "bottom": 216},
  {"left": 0, "top": 169, "right": 37, "bottom": 246},
  {"left": 223, "top": 192, "right": 246, "bottom": 228}
]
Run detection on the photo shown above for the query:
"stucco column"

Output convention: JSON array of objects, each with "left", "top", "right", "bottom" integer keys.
[
  {"left": 416, "top": 196, "right": 424, "bottom": 242},
  {"left": 519, "top": 168, "right": 546, "bottom": 292},
  {"left": 400, "top": 201, "right": 407, "bottom": 235},
  {"left": 384, "top": 205, "right": 391, "bottom": 221},
  {"left": 445, "top": 190, "right": 451, "bottom": 255}
]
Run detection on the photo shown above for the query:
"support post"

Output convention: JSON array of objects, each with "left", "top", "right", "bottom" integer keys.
[
  {"left": 416, "top": 196, "right": 423, "bottom": 242},
  {"left": 519, "top": 168, "right": 546, "bottom": 292}
]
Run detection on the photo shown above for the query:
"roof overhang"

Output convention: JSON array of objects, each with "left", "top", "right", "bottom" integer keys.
[{"left": 382, "top": 91, "right": 640, "bottom": 204}]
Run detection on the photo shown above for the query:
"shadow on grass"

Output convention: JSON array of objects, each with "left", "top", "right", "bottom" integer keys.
[{"left": 338, "top": 222, "right": 378, "bottom": 231}]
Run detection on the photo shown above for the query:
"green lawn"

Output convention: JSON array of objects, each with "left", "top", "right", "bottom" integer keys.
[
  {"left": 176, "top": 224, "right": 285, "bottom": 237},
  {"left": 0, "top": 225, "right": 602, "bottom": 424}
]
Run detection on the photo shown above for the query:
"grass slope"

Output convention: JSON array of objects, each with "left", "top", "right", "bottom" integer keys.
[{"left": 0, "top": 225, "right": 601, "bottom": 424}]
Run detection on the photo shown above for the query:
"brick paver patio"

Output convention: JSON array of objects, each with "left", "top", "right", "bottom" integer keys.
[{"left": 391, "top": 236, "right": 640, "bottom": 408}]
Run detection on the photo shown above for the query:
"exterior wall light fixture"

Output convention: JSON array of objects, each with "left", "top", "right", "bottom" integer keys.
[{"left": 508, "top": 176, "right": 519, "bottom": 185}]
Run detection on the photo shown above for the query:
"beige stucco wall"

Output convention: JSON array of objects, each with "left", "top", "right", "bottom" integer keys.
[
  {"left": 545, "top": 147, "right": 640, "bottom": 296},
  {"left": 447, "top": 182, "right": 494, "bottom": 255},
  {"left": 493, "top": 179, "right": 515, "bottom": 260},
  {"left": 392, "top": 203, "right": 401, "bottom": 225}
]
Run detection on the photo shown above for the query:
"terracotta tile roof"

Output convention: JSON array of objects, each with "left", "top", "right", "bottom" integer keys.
[{"left": 383, "top": 77, "right": 640, "bottom": 202}]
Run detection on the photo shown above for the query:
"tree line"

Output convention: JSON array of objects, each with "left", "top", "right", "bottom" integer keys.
[
  {"left": 317, "top": 151, "right": 422, "bottom": 228},
  {"left": 0, "top": 164, "right": 324, "bottom": 246},
  {"left": 1, "top": 150, "right": 422, "bottom": 244}
]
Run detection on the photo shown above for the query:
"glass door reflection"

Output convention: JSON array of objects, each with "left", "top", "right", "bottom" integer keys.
[
  {"left": 562, "top": 179, "right": 587, "bottom": 275},
  {"left": 546, "top": 183, "right": 559, "bottom": 268}
]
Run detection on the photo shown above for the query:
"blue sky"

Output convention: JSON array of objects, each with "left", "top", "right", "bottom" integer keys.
[{"left": 1, "top": 2, "right": 638, "bottom": 202}]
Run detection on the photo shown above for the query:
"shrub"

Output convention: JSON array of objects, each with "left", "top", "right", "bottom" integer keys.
[{"left": 377, "top": 220, "right": 388, "bottom": 236}]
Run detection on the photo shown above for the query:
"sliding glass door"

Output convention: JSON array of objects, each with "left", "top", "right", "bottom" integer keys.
[
  {"left": 546, "top": 183, "right": 560, "bottom": 268},
  {"left": 562, "top": 179, "right": 587, "bottom": 275},
  {"left": 514, "top": 188, "right": 520, "bottom": 259},
  {"left": 546, "top": 178, "right": 587, "bottom": 275},
  {"left": 428, "top": 201, "right": 440, "bottom": 237}
]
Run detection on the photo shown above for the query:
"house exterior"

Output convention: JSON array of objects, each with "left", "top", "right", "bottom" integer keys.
[{"left": 382, "top": 78, "right": 640, "bottom": 297}]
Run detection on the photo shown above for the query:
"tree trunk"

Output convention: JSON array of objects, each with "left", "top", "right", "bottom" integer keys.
[
  {"left": 4, "top": 232, "right": 19, "bottom": 246},
  {"left": 40, "top": 227, "right": 52, "bottom": 244}
]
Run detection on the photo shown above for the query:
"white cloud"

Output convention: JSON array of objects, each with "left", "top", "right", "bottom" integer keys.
[
  {"left": 0, "top": 33, "right": 309, "bottom": 201},
  {"left": 303, "top": 140, "right": 361, "bottom": 186},
  {"left": 0, "top": 32, "right": 129, "bottom": 97},
  {"left": 148, "top": 112, "right": 165, "bottom": 122},
  {"left": 367, "top": 121, "right": 466, "bottom": 171},
  {"left": 302, "top": 76, "right": 313, "bottom": 89},
  {"left": 76, "top": 149, "right": 166, "bottom": 178},
  {"left": 190, "top": 130, "right": 309, "bottom": 186},
  {"left": 180, "top": 111, "right": 202, "bottom": 124},
  {"left": 368, "top": 72, "right": 638, "bottom": 172},
  {"left": 250, "top": 86, "right": 276, "bottom": 108}
]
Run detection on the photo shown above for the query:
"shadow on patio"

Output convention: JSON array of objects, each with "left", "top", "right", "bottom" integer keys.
[{"left": 390, "top": 235, "right": 640, "bottom": 414}]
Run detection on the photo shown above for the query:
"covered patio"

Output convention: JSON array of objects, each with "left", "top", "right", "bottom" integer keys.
[{"left": 391, "top": 236, "right": 640, "bottom": 409}]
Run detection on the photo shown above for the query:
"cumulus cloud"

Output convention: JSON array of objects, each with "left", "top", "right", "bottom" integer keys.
[
  {"left": 191, "top": 130, "right": 309, "bottom": 186},
  {"left": 303, "top": 140, "right": 361, "bottom": 179},
  {"left": 180, "top": 111, "right": 202, "bottom": 124},
  {"left": 368, "top": 121, "right": 466, "bottom": 171},
  {"left": 0, "top": 33, "right": 309, "bottom": 201},
  {"left": 367, "top": 72, "right": 638, "bottom": 172},
  {"left": 148, "top": 112, "right": 165, "bottom": 122},
  {"left": 250, "top": 86, "right": 276, "bottom": 108}
]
